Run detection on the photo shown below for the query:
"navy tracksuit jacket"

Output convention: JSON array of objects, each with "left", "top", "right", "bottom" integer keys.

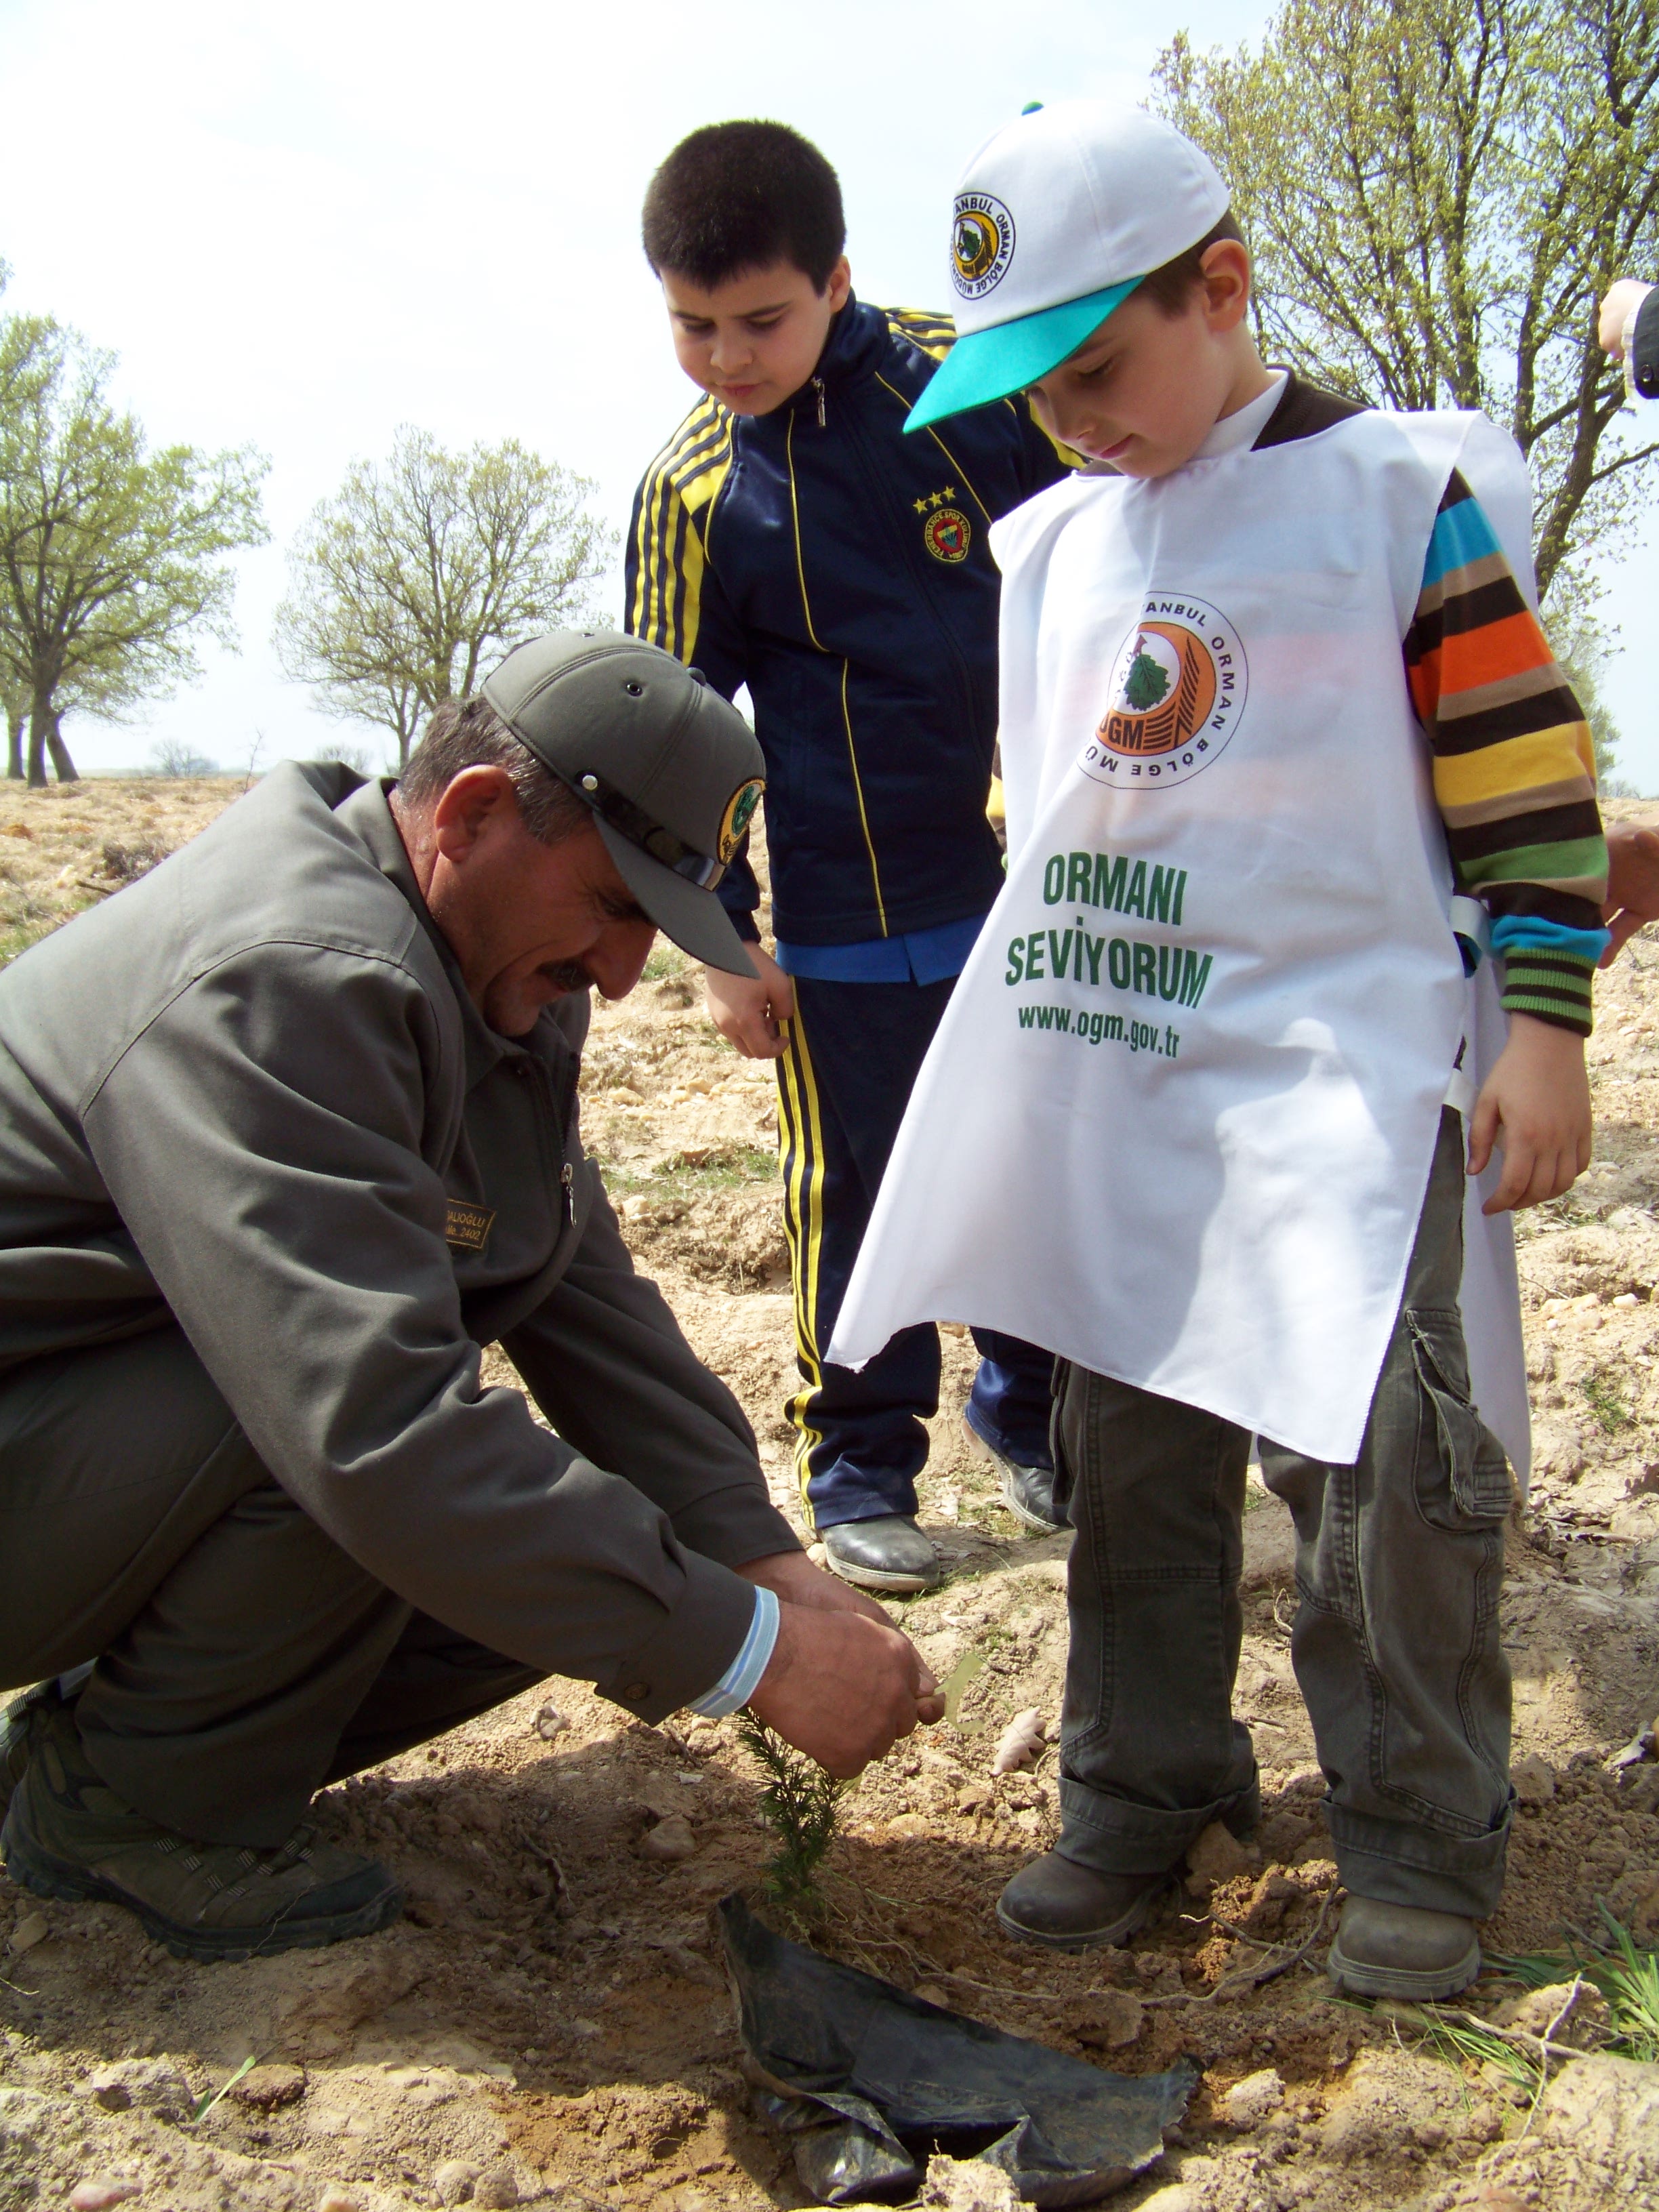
[{"left": 626, "top": 297, "right": 1069, "bottom": 1523}]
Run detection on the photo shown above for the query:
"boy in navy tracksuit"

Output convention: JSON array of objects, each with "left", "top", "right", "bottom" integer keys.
[{"left": 626, "top": 121, "right": 1071, "bottom": 1591}]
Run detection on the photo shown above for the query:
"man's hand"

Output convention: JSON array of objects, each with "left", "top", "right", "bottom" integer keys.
[
  {"left": 740, "top": 1548, "right": 895, "bottom": 1630},
  {"left": 1598, "top": 279, "right": 1653, "bottom": 359},
  {"left": 705, "top": 943, "right": 795, "bottom": 1059},
  {"left": 746, "top": 1603, "right": 942, "bottom": 1777},
  {"left": 1468, "top": 1013, "right": 1592, "bottom": 1216},
  {"left": 1602, "top": 821, "right": 1659, "bottom": 965}
]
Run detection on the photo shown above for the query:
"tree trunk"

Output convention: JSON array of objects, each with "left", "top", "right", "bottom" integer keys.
[
  {"left": 45, "top": 710, "right": 77, "bottom": 784},
  {"left": 26, "top": 687, "right": 48, "bottom": 790},
  {"left": 5, "top": 704, "right": 22, "bottom": 780}
]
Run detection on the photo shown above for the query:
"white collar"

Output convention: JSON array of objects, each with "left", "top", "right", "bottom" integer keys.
[{"left": 1194, "top": 369, "right": 1289, "bottom": 461}]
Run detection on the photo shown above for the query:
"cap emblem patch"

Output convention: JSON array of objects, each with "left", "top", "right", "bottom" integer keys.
[
  {"left": 924, "top": 506, "right": 972, "bottom": 562},
  {"left": 952, "top": 192, "right": 1016, "bottom": 299},
  {"left": 717, "top": 778, "right": 764, "bottom": 863}
]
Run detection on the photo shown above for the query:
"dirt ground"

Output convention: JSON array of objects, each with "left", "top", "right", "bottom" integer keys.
[{"left": 5, "top": 776, "right": 1659, "bottom": 2212}]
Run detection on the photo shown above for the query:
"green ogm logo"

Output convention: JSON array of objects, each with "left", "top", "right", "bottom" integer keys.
[{"left": 718, "top": 778, "right": 763, "bottom": 861}]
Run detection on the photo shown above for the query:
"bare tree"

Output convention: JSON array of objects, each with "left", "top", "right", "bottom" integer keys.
[{"left": 274, "top": 428, "right": 615, "bottom": 770}]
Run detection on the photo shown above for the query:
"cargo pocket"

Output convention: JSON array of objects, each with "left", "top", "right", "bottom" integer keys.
[{"left": 1407, "top": 1308, "right": 1513, "bottom": 1528}]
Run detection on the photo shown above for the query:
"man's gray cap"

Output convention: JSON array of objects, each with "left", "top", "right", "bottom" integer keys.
[{"left": 483, "top": 630, "right": 763, "bottom": 977}]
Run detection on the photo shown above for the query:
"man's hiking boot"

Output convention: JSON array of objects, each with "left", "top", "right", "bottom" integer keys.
[
  {"left": 0, "top": 1679, "right": 68, "bottom": 1832},
  {"left": 1, "top": 1702, "right": 403, "bottom": 1963},
  {"left": 964, "top": 1420, "right": 1065, "bottom": 1534},
  {"left": 1327, "top": 1897, "right": 1481, "bottom": 2001},
  {"left": 996, "top": 1853, "right": 1166, "bottom": 1949},
  {"left": 821, "top": 1515, "right": 941, "bottom": 1594}
]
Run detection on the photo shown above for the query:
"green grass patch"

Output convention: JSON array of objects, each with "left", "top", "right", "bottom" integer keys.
[
  {"left": 598, "top": 1141, "right": 775, "bottom": 1201},
  {"left": 642, "top": 943, "right": 689, "bottom": 981},
  {"left": 1580, "top": 1369, "right": 1633, "bottom": 1435},
  {"left": 1490, "top": 1908, "right": 1659, "bottom": 2063}
]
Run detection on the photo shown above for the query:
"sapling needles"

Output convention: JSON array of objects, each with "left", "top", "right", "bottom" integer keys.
[{"left": 737, "top": 1713, "right": 847, "bottom": 1929}]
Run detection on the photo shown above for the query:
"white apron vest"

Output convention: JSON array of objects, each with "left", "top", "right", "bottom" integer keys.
[{"left": 829, "top": 408, "right": 1532, "bottom": 1475}]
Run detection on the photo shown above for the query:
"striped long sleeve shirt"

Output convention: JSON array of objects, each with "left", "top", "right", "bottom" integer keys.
[{"left": 1406, "top": 472, "right": 1607, "bottom": 1036}]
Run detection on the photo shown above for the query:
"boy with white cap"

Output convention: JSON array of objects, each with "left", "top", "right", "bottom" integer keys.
[{"left": 828, "top": 102, "right": 1607, "bottom": 1998}]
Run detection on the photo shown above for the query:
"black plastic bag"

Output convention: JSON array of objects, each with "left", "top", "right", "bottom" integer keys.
[{"left": 719, "top": 1895, "right": 1195, "bottom": 2207}]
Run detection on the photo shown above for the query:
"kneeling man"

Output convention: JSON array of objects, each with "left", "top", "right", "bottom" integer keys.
[{"left": 0, "top": 631, "right": 937, "bottom": 1961}]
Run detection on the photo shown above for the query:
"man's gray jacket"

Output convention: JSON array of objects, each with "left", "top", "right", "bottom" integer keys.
[{"left": 0, "top": 763, "right": 799, "bottom": 1717}]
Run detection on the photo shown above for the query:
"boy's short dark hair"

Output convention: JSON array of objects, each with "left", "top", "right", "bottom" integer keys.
[
  {"left": 642, "top": 121, "right": 846, "bottom": 294},
  {"left": 1137, "top": 212, "right": 1246, "bottom": 316}
]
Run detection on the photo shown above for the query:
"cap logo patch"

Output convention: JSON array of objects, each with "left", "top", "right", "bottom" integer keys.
[
  {"left": 717, "top": 778, "right": 764, "bottom": 863},
  {"left": 951, "top": 192, "right": 1015, "bottom": 299},
  {"left": 1080, "top": 596, "right": 1249, "bottom": 791}
]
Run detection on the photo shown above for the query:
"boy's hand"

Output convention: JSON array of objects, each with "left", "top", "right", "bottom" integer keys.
[
  {"left": 1467, "top": 1013, "right": 1592, "bottom": 1216},
  {"left": 705, "top": 943, "right": 795, "bottom": 1058}
]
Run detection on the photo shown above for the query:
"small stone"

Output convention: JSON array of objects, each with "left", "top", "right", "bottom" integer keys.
[
  {"left": 317, "top": 2193, "right": 359, "bottom": 2212},
  {"left": 920, "top": 2154, "right": 1021, "bottom": 2211},
  {"left": 533, "top": 1701, "right": 568, "bottom": 1742},
  {"left": 885, "top": 1811, "right": 931, "bottom": 1840},
  {"left": 229, "top": 2062, "right": 306, "bottom": 2111},
  {"left": 956, "top": 1783, "right": 992, "bottom": 1815},
  {"left": 433, "top": 2163, "right": 480, "bottom": 2207},
  {"left": 638, "top": 1813, "right": 697, "bottom": 1862},
  {"left": 1223, "top": 2067, "right": 1285, "bottom": 2127},
  {"left": 80, "top": 2059, "right": 192, "bottom": 2116},
  {"left": 1511, "top": 1751, "right": 1556, "bottom": 1804},
  {"left": 1076, "top": 1988, "right": 1145, "bottom": 2049},
  {"left": 472, "top": 2168, "right": 518, "bottom": 2209},
  {"left": 7, "top": 1912, "right": 49, "bottom": 1955},
  {"left": 69, "top": 2186, "right": 141, "bottom": 2212},
  {"left": 1136, "top": 2190, "right": 1200, "bottom": 2212},
  {"left": 1184, "top": 1819, "right": 1256, "bottom": 1895}
]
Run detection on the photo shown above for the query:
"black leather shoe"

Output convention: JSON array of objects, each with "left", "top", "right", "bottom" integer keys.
[
  {"left": 996, "top": 1853, "right": 1168, "bottom": 1948},
  {"left": 1327, "top": 1898, "right": 1481, "bottom": 2000},
  {"left": 821, "top": 1515, "right": 941, "bottom": 1593},
  {"left": 964, "top": 1420, "right": 1065, "bottom": 1532}
]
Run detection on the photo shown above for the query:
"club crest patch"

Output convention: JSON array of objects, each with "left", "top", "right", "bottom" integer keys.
[
  {"left": 1081, "top": 595, "right": 1248, "bottom": 791},
  {"left": 924, "top": 506, "right": 972, "bottom": 562},
  {"left": 717, "top": 777, "right": 764, "bottom": 862},
  {"left": 952, "top": 192, "right": 1016, "bottom": 300}
]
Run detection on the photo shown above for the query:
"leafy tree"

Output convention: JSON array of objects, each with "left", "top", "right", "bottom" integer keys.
[
  {"left": 274, "top": 428, "right": 615, "bottom": 770},
  {"left": 1155, "top": 0, "right": 1659, "bottom": 608},
  {"left": 0, "top": 314, "right": 268, "bottom": 785}
]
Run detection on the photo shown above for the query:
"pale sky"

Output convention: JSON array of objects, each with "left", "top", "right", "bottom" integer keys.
[{"left": 2, "top": 0, "right": 1655, "bottom": 785}]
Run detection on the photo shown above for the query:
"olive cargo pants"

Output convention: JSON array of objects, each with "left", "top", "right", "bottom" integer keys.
[
  {"left": 0, "top": 1326, "right": 542, "bottom": 1847},
  {"left": 1052, "top": 1109, "right": 1515, "bottom": 1919}
]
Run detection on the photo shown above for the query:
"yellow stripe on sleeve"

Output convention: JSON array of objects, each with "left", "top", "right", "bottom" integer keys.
[{"left": 1431, "top": 721, "right": 1599, "bottom": 811}]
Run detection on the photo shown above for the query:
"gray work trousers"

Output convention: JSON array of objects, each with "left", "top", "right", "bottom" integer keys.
[
  {"left": 1054, "top": 1109, "right": 1515, "bottom": 1918},
  {"left": 0, "top": 1326, "right": 541, "bottom": 1847}
]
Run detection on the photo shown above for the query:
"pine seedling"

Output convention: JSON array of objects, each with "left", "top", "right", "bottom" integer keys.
[{"left": 737, "top": 1713, "right": 847, "bottom": 1930}]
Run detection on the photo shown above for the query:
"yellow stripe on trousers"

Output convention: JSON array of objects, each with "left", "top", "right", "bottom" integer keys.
[{"left": 775, "top": 1004, "right": 830, "bottom": 1526}]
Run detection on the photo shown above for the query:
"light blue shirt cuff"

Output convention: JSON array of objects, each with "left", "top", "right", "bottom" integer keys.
[{"left": 687, "top": 1585, "right": 779, "bottom": 1718}]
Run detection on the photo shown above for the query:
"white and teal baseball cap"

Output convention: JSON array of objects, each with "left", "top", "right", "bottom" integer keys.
[{"left": 907, "top": 102, "right": 1231, "bottom": 433}]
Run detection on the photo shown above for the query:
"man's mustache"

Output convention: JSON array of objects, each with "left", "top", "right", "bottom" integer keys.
[{"left": 539, "top": 959, "right": 594, "bottom": 994}]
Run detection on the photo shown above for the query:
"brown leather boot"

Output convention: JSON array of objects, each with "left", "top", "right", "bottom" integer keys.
[
  {"left": 1327, "top": 1897, "right": 1480, "bottom": 2000},
  {"left": 996, "top": 1852, "right": 1167, "bottom": 1948}
]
